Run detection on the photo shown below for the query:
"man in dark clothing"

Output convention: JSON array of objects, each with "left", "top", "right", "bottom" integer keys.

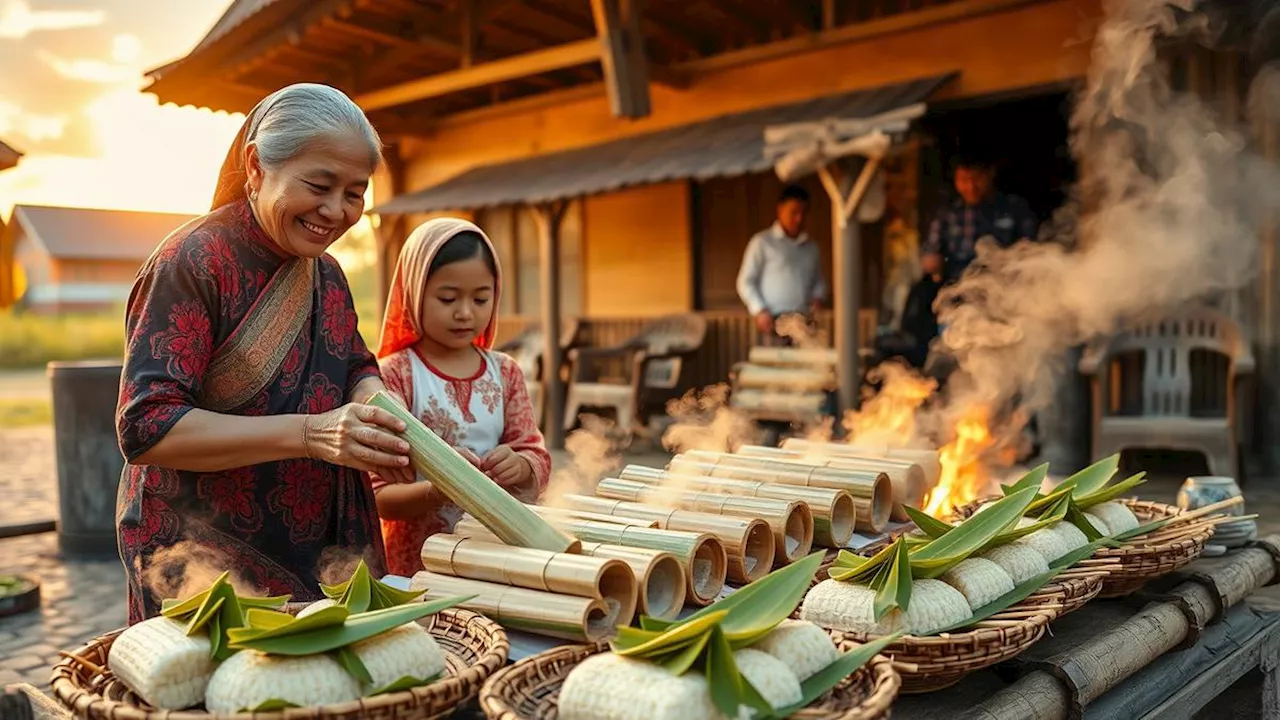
[{"left": 921, "top": 154, "right": 1040, "bottom": 286}]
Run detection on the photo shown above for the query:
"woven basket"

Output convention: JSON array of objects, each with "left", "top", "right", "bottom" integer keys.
[
  {"left": 827, "top": 608, "right": 1054, "bottom": 694},
  {"left": 50, "top": 607, "right": 509, "bottom": 720},
  {"left": 1092, "top": 499, "right": 1213, "bottom": 598},
  {"left": 478, "top": 641, "right": 901, "bottom": 720},
  {"left": 951, "top": 497, "right": 1212, "bottom": 599}
]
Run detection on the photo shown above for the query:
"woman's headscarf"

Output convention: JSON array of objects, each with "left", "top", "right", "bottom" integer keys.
[
  {"left": 210, "top": 87, "right": 291, "bottom": 211},
  {"left": 376, "top": 218, "right": 503, "bottom": 359}
]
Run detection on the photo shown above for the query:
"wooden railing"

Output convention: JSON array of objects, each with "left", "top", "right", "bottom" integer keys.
[{"left": 497, "top": 309, "right": 877, "bottom": 393}]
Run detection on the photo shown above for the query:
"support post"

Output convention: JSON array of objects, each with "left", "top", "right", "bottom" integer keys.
[
  {"left": 533, "top": 201, "right": 569, "bottom": 450},
  {"left": 817, "top": 155, "right": 883, "bottom": 416}
]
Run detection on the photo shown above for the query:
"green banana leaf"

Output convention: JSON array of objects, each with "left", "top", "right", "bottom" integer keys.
[
  {"left": 1074, "top": 473, "right": 1148, "bottom": 509},
  {"left": 909, "top": 486, "right": 1038, "bottom": 578},
  {"left": 1001, "top": 463, "right": 1051, "bottom": 496},
  {"left": 903, "top": 506, "right": 954, "bottom": 539},
  {"left": 773, "top": 633, "right": 905, "bottom": 718},
  {"left": 159, "top": 571, "right": 290, "bottom": 661},
  {"left": 320, "top": 559, "right": 425, "bottom": 612},
  {"left": 1054, "top": 454, "right": 1120, "bottom": 497},
  {"left": 872, "top": 538, "right": 912, "bottom": 620}
]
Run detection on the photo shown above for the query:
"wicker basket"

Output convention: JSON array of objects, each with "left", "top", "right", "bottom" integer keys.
[
  {"left": 1092, "top": 499, "right": 1214, "bottom": 598},
  {"left": 478, "top": 641, "right": 901, "bottom": 720},
  {"left": 50, "top": 607, "right": 509, "bottom": 720},
  {"left": 828, "top": 608, "right": 1054, "bottom": 694},
  {"left": 951, "top": 497, "right": 1213, "bottom": 599}
]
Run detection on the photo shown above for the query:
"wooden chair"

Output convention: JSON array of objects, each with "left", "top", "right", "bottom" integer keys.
[
  {"left": 1078, "top": 307, "right": 1254, "bottom": 477},
  {"left": 496, "top": 319, "right": 583, "bottom": 427},
  {"left": 562, "top": 314, "right": 708, "bottom": 436}
]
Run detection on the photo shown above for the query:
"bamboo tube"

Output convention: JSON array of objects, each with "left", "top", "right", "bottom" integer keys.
[
  {"left": 420, "top": 534, "right": 638, "bottom": 627},
  {"left": 410, "top": 571, "right": 616, "bottom": 642},
  {"left": 579, "top": 542, "right": 685, "bottom": 621},
  {"left": 609, "top": 468, "right": 859, "bottom": 544},
  {"left": 730, "top": 388, "right": 827, "bottom": 413},
  {"left": 553, "top": 521, "right": 726, "bottom": 606},
  {"left": 781, "top": 438, "right": 943, "bottom": 491},
  {"left": 735, "top": 364, "right": 836, "bottom": 391},
  {"left": 528, "top": 504, "right": 661, "bottom": 529},
  {"left": 734, "top": 444, "right": 927, "bottom": 521},
  {"left": 594, "top": 474, "right": 816, "bottom": 562},
  {"left": 369, "top": 392, "right": 579, "bottom": 554},
  {"left": 665, "top": 453, "right": 891, "bottom": 534},
  {"left": 747, "top": 346, "right": 839, "bottom": 366},
  {"left": 561, "top": 494, "right": 775, "bottom": 584}
]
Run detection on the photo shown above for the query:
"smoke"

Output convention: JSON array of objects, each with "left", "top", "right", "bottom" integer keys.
[
  {"left": 843, "top": 360, "right": 939, "bottom": 447},
  {"left": 923, "top": 0, "right": 1280, "bottom": 458},
  {"left": 660, "top": 384, "right": 762, "bottom": 454},
  {"left": 774, "top": 314, "right": 829, "bottom": 348},
  {"left": 542, "top": 415, "right": 627, "bottom": 507},
  {"left": 143, "top": 540, "right": 258, "bottom": 602}
]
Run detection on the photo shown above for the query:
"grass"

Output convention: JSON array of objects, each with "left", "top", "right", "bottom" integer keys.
[
  {"left": 0, "top": 309, "right": 125, "bottom": 369},
  {"left": 0, "top": 397, "right": 53, "bottom": 428}
]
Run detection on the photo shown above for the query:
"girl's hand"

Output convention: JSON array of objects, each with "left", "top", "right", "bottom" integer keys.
[
  {"left": 303, "top": 403, "right": 411, "bottom": 473},
  {"left": 482, "top": 445, "right": 532, "bottom": 487}
]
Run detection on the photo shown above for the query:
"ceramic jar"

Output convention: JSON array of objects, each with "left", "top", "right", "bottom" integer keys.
[{"left": 1176, "top": 476, "right": 1244, "bottom": 516}]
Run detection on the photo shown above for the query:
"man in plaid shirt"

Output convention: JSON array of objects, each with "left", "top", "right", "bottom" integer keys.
[{"left": 921, "top": 154, "right": 1040, "bottom": 286}]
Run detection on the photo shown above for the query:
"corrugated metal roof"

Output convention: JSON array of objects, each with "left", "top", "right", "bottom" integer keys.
[
  {"left": 373, "top": 73, "right": 957, "bottom": 215},
  {"left": 11, "top": 206, "right": 199, "bottom": 261}
]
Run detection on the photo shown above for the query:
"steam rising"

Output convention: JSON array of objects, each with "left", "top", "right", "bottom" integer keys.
[
  {"left": 542, "top": 415, "right": 627, "bottom": 507},
  {"left": 142, "top": 540, "right": 257, "bottom": 602},
  {"left": 862, "top": 0, "right": 1280, "bottom": 474},
  {"left": 661, "top": 384, "right": 762, "bottom": 454}
]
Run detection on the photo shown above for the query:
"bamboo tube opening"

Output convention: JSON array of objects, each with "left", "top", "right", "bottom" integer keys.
[
  {"left": 782, "top": 502, "right": 816, "bottom": 563},
  {"left": 597, "top": 560, "right": 639, "bottom": 627},
  {"left": 688, "top": 536, "right": 728, "bottom": 605},
  {"left": 584, "top": 601, "right": 615, "bottom": 640},
  {"left": 868, "top": 472, "right": 893, "bottom": 532},
  {"left": 740, "top": 519, "right": 775, "bottom": 582},
  {"left": 827, "top": 492, "right": 858, "bottom": 547},
  {"left": 642, "top": 554, "right": 685, "bottom": 620}
]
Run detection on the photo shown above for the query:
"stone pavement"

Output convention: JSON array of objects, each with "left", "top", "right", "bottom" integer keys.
[{"left": 4, "top": 422, "right": 1280, "bottom": 697}]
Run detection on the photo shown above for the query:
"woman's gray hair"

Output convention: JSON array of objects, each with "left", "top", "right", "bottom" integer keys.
[{"left": 211, "top": 83, "right": 382, "bottom": 209}]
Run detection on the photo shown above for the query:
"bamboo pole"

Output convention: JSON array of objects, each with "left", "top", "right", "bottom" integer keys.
[
  {"left": 560, "top": 494, "right": 775, "bottom": 583},
  {"left": 579, "top": 542, "right": 686, "bottom": 620},
  {"left": 664, "top": 453, "right": 890, "bottom": 534},
  {"left": 420, "top": 534, "right": 637, "bottom": 626},
  {"left": 780, "top": 437, "right": 943, "bottom": 490},
  {"left": 454, "top": 515, "right": 728, "bottom": 606},
  {"left": 730, "top": 388, "right": 828, "bottom": 414},
  {"left": 369, "top": 392, "right": 579, "bottom": 553},
  {"left": 410, "top": 571, "right": 617, "bottom": 642},
  {"left": 735, "top": 443, "right": 927, "bottom": 520},
  {"left": 735, "top": 364, "right": 836, "bottom": 391},
  {"left": 528, "top": 504, "right": 661, "bottom": 528},
  {"left": 590, "top": 475, "right": 816, "bottom": 562},
  {"left": 609, "top": 468, "right": 859, "bottom": 543},
  {"left": 747, "top": 346, "right": 839, "bottom": 366}
]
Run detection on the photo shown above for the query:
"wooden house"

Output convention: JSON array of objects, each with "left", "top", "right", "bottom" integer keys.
[
  {"left": 143, "top": 0, "right": 1280, "bottom": 456},
  {"left": 0, "top": 205, "right": 197, "bottom": 314}
]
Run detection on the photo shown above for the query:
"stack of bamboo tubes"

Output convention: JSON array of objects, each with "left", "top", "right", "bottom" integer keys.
[{"left": 729, "top": 346, "right": 839, "bottom": 417}]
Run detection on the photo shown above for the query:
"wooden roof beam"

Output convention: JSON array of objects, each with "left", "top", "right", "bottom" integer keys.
[
  {"left": 355, "top": 38, "right": 601, "bottom": 111},
  {"left": 219, "top": 0, "right": 371, "bottom": 81},
  {"left": 591, "top": 0, "right": 652, "bottom": 118}
]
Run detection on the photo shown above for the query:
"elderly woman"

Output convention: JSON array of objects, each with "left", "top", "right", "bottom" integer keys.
[{"left": 115, "top": 83, "right": 414, "bottom": 624}]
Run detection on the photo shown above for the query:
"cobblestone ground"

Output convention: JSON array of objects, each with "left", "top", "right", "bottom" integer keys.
[{"left": 4, "top": 423, "right": 1280, "bottom": 698}]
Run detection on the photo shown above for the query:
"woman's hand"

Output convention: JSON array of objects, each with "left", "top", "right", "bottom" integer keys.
[
  {"left": 303, "top": 403, "right": 411, "bottom": 473},
  {"left": 481, "top": 445, "right": 532, "bottom": 488}
]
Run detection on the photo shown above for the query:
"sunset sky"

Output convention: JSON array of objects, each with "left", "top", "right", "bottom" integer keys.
[{"left": 0, "top": 0, "right": 248, "bottom": 218}]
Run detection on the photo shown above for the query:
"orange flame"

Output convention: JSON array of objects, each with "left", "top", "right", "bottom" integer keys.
[
  {"left": 923, "top": 410, "right": 996, "bottom": 517},
  {"left": 843, "top": 363, "right": 936, "bottom": 448}
]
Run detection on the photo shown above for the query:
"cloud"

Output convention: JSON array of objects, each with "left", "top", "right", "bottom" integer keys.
[
  {"left": 0, "top": 99, "right": 66, "bottom": 142},
  {"left": 38, "top": 48, "right": 139, "bottom": 84},
  {"left": 0, "top": 0, "right": 105, "bottom": 39}
]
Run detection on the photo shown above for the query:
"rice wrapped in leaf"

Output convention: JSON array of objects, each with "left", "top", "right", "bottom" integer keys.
[
  {"left": 350, "top": 622, "right": 445, "bottom": 693},
  {"left": 1091, "top": 502, "right": 1140, "bottom": 534},
  {"left": 1051, "top": 521, "right": 1088, "bottom": 553},
  {"left": 978, "top": 541, "right": 1050, "bottom": 585},
  {"left": 204, "top": 650, "right": 361, "bottom": 713},
  {"left": 1084, "top": 513, "right": 1111, "bottom": 535},
  {"left": 940, "top": 557, "right": 1015, "bottom": 611},
  {"left": 1019, "top": 527, "right": 1071, "bottom": 563},
  {"left": 748, "top": 619, "right": 839, "bottom": 682},
  {"left": 107, "top": 616, "right": 216, "bottom": 710},
  {"left": 800, "top": 578, "right": 970, "bottom": 636}
]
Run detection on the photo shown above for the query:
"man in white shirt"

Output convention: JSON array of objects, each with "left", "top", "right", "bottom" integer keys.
[{"left": 736, "top": 184, "right": 827, "bottom": 345}]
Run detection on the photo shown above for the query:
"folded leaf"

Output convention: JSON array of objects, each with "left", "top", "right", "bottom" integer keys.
[
  {"left": 903, "top": 506, "right": 954, "bottom": 539},
  {"left": 639, "top": 616, "right": 678, "bottom": 632},
  {"left": 245, "top": 699, "right": 300, "bottom": 712},
  {"left": 611, "top": 611, "right": 727, "bottom": 657},
  {"left": 910, "top": 487, "right": 1038, "bottom": 578},
  {"left": 659, "top": 630, "right": 712, "bottom": 675},
  {"left": 159, "top": 571, "right": 289, "bottom": 661},
  {"left": 332, "top": 646, "right": 373, "bottom": 685},
  {"left": 321, "top": 559, "right": 425, "bottom": 613},
  {"left": 1055, "top": 454, "right": 1120, "bottom": 497},
  {"left": 368, "top": 672, "right": 443, "bottom": 696},
  {"left": 1065, "top": 500, "right": 1104, "bottom": 541},
  {"left": 774, "top": 633, "right": 905, "bottom": 717},
  {"left": 1002, "top": 463, "right": 1051, "bottom": 496},
  {"left": 873, "top": 539, "right": 912, "bottom": 620},
  {"left": 685, "top": 551, "right": 824, "bottom": 645},
  {"left": 1074, "top": 473, "right": 1148, "bottom": 509},
  {"left": 830, "top": 542, "right": 898, "bottom": 583},
  {"left": 705, "top": 626, "right": 742, "bottom": 717},
  {"left": 1027, "top": 487, "right": 1073, "bottom": 516},
  {"left": 227, "top": 596, "right": 472, "bottom": 655}
]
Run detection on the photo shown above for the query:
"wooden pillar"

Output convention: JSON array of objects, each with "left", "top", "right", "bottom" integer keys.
[
  {"left": 374, "top": 144, "right": 408, "bottom": 320},
  {"left": 533, "top": 200, "right": 570, "bottom": 450},
  {"left": 818, "top": 155, "right": 883, "bottom": 415},
  {"left": 1256, "top": 99, "right": 1280, "bottom": 472}
]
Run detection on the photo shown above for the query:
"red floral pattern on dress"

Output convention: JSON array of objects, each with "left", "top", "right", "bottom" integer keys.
[
  {"left": 372, "top": 350, "right": 551, "bottom": 576},
  {"left": 299, "top": 372, "right": 343, "bottom": 414},
  {"left": 321, "top": 280, "right": 356, "bottom": 357},
  {"left": 268, "top": 460, "right": 330, "bottom": 543},
  {"left": 420, "top": 395, "right": 465, "bottom": 446},
  {"left": 197, "top": 467, "right": 262, "bottom": 534},
  {"left": 116, "top": 199, "right": 385, "bottom": 625},
  {"left": 148, "top": 301, "right": 211, "bottom": 385},
  {"left": 445, "top": 380, "right": 475, "bottom": 422},
  {"left": 475, "top": 375, "right": 502, "bottom": 415}
]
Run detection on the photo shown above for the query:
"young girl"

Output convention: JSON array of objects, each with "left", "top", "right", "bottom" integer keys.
[{"left": 373, "top": 217, "right": 551, "bottom": 577}]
